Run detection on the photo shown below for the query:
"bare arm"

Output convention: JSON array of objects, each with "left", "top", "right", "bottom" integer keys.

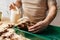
[
  {"left": 28, "top": 0, "right": 57, "bottom": 33},
  {"left": 44, "top": 0, "right": 57, "bottom": 25}
]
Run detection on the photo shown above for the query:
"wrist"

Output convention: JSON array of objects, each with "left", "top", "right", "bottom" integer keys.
[{"left": 42, "top": 20, "right": 49, "bottom": 26}]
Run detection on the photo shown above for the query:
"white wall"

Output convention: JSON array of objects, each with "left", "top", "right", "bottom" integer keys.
[
  {"left": 0, "top": 0, "right": 15, "bottom": 18},
  {"left": 51, "top": 0, "right": 60, "bottom": 26}
]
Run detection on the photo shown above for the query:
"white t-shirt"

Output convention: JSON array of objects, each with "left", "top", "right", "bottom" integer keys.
[{"left": 21, "top": 0, "right": 56, "bottom": 23}]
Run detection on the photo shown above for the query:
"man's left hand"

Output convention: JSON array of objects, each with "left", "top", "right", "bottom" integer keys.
[{"left": 28, "top": 21, "right": 48, "bottom": 33}]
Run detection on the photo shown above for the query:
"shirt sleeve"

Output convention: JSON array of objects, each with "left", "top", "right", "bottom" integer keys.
[{"left": 48, "top": 0, "right": 57, "bottom": 6}]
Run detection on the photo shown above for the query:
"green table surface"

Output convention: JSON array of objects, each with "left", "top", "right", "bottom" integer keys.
[{"left": 13, "top": 25, "right": 60, "bottom": 40}]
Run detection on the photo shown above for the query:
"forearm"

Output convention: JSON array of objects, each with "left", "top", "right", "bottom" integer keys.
[{"left": 44, "top": 6, "right": 57, "bottom": 25}]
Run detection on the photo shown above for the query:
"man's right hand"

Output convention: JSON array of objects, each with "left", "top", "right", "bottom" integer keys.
[{"left": 9, "top": 3, "right": 16, "bottom": 10}]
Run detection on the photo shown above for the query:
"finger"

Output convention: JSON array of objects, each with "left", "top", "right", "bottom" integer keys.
[
  {"left": 32, "top": 29, "right": 40, "bottom": 33},
  {"left": 28, "top": 24, "right": 39, "bottom": 30},
  {"left": 17, "top": 23, "right": 24, "bottom": 27},
  {"left": 8, "top": 23, "right": 15, "bottom": 28},
  {"left": 28, "top": 26, "right": 40, "bottom": 32},
  {"left": 30, "top": 27, "right": 44, "bottom": 33},
  {"left": 28, "top": 22, "right": 42, "bottom": 30}
]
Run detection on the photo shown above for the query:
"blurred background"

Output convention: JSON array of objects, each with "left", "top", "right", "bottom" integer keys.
[{"left": 0, "top": 0, "right": 60, "bottom": 26}]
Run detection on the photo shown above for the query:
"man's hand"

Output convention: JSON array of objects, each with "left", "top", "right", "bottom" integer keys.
[
  {"left": 28, "top": 21, "right": 48, "bottom": 33},
  {"left": 28, "top": 0, "right": 57, "bottom": 33},
  {"left": 17, "top": 17, "right": 30, "bottom": 30},
  {"left": 9, "top": 3, "right": 16, "bottom": 10}
]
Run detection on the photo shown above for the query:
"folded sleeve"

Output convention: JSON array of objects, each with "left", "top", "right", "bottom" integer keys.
[{"left": 48, "top": 0, "right": 57, "bottom": 6}]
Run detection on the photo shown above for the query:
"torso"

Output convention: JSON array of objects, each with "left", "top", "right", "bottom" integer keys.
[{"left": 22, "top": 0, "right": 48, "bottom": 23}]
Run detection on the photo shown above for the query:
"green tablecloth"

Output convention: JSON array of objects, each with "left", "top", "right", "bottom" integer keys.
[{"left": 13, "top": 25, "right": 60, "bottom": 40}]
